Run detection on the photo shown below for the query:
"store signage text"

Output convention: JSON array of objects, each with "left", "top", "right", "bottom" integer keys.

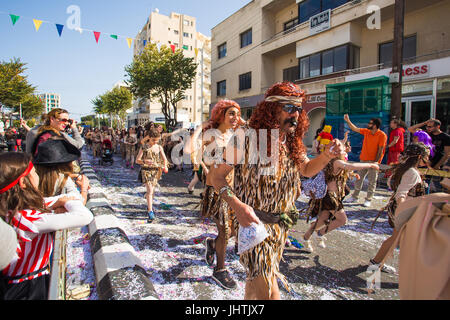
[
  {"left": 307, "top": 94, "right": 326, "bottom": 104},
  {"left": 402, "top": 64, "right": 429, "bottom": 78},
  {"left": 310, "top": 9, "right": 331, "bottom": 36}
]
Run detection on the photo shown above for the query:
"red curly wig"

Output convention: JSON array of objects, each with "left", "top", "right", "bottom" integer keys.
[
  {"left": 248, "top": 81, "right": 309, "bottom": 167},
  {"left": 203, "top": 99, "right": 241, "bottom": 132}
]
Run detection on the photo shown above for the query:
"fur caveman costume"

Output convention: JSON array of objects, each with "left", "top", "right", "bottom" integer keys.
[{"left": 235, "top": 82, "right": 309, "bottom": 295}]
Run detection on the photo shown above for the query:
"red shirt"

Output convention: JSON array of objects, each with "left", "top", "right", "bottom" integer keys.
[{"left": 389, "top": 127, "right": 405, "bottom": 152}]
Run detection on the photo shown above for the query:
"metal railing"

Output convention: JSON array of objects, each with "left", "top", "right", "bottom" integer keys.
[{"left": 48, "top": 230, "right": 68, "bottom": 300}]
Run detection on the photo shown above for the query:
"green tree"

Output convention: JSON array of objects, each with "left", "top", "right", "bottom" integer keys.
[
  {"left": 103, "top": 86, "right": 132, "bottom": 129},
  {"left": 125, "top": 43, "right": 197, "bottom": 129},
  {"left": 0, "top": 58, "right": 44, "bottom": 118},
  {"left": 19, "top": 94, "right": 45, "bottom": 119},
  {"left": 91, "top": 86, "right": 132, "bottom": 129}
]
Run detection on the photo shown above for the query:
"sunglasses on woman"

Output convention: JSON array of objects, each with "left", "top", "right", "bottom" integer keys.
[
  {"left": 282, "top": 104, "right": 303, "bottom": 114},
  {"left": 57, "top": 118, "right": 71, "bottom": 123}
]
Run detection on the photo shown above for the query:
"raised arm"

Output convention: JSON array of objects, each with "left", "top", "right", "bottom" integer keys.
[
  {"left": 184, "top": 122, "right": 208, "bottom": 154},
  {"left": 298, "top": 139, "right": 344, "bottom": 177},
  {"left": 343, "top": 114, "right": 360, "bottom": 133},
  {"left": 407, "top": 121, "right": 427, "bottom": 134}
]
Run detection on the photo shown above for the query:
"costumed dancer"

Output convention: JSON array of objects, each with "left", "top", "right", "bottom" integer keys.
[
  {"left": 186, "top": 100, "right": 245, "bottom": 290},
  {"left": 124, "top": 127, "right": 137, "bottom": 169},
  {"left": 369, "top": 142, "right": 430, "bottom": 273},
  {"left": 302, "top": 140, "right": 379, "bottom": 252},
  {"left": 91, "top": 128, "right": 103, "bottom": 158},
  {"left": 209, "top": 82, "right": 343, "bottom": 300},
  {"left": 135, "top": 128, "right": 168, "bottom": 223},
  {"left": 0, "top": 152, "right": 93, "bottom": 300}
]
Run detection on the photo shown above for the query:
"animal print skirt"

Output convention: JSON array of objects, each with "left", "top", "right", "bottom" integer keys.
[{"left": 201, "top": 185, "right": 237, "bottom": 241}]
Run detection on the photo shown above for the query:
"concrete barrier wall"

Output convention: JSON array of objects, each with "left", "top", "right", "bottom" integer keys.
[{"left": 78, "top": 159, "right": 159, "bottom": 300}]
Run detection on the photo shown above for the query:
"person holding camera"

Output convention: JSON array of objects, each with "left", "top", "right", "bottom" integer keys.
[{"left": 25, "top": 108, "right": 84, "bottom": 158}]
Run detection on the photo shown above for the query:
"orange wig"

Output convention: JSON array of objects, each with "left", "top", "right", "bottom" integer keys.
[
  {"left": 248, "top": 81, "right": 309, "bottom": 167},
  {"left": 203, "top": 99, "right": 241, "bottom": 132}
]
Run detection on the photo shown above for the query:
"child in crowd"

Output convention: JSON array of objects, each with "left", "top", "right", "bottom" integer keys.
[
  {"left": 34, "top": 139, "right": 90, "bottom": 205},
  {"left": 0, "top": 152, "right": 93, "bottom": 300},
  {"left": 136, "top": 128, "right": 168, "bottom": 223},
  {"left": 303, "top": 139, "right": 379, "bottom": 252}
]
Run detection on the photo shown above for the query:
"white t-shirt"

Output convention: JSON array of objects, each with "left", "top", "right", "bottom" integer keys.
[{"left": 388, "top": 167, "right": 422, "bottom": 201}]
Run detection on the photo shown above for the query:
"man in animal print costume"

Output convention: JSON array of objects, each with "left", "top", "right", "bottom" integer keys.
[{"left": 209, "top": 82, "right": 344, "bottom": 300}]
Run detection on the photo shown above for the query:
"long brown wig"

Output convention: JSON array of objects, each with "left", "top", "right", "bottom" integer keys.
[
  {"left": 390, "top": 143, "right": 429, "bottom": 191},
  {"left": 35, "top": 162, "right": 74, "bottom": 197},
  {"left": 248, "top": 81, "right": 309, "bottom": 167}
]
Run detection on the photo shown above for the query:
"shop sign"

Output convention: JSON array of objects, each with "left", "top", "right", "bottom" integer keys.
[
  {"left": 402, "top": 64, "right": 429, "bottom": 80},
  {"left": 307, "top": 94, "right": 326, "bottom": 104},
  {"left": 310, "top": 9, "right": 331, "bottom": 36}
]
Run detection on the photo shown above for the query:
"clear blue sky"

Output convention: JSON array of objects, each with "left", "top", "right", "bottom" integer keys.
[{"left": 0, "top": 0, "right": 249, "bottom": 120}]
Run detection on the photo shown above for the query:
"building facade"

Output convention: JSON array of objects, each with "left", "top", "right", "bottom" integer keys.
[
  {"left": 128, "top": 10, "right": 212, "bottom": 128},
  {"left": 38, "top": 93, "right": 61, "bottom": 113},
  {"left": 211, "top": 0, "right": 450, "bottom": 148}
]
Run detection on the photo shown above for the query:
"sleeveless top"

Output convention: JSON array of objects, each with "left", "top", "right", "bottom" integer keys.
[
  {"left": 141, "top": 144, "right": 164, "bottom": 169},
  {"left": 233, "top": 130, "right": 302, "bottom": 214}
]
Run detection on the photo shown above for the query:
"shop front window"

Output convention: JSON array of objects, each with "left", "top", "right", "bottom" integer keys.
[{"left": 437, "top": 77, "right": 450, "bottom": 133}]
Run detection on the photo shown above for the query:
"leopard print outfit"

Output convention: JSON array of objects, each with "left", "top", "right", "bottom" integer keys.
[
  {"left": 140, "top": 145, "right": 164, "bottom": 186},
  {"left": 233, "top": 131, "right": 303, "bottom": 294},
  {"left": 200, "top": 142, "right": 237, "bottom": 240},
  {"left": 305, "top": 159, "right": 350, "bottom": 229}
]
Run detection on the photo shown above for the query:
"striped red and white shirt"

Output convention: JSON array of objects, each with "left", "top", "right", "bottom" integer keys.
[{"left": 2, "top": 196, "right": 93, "bottom": 284}]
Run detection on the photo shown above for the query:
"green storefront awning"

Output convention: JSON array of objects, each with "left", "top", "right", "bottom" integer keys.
[{"left": 326, "top": 76, "right": 391, "bottom": 115}]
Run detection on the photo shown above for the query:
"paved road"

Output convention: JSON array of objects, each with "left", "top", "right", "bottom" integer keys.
[{"left": 73, "top": 149, "right": 399, "bottom": 300}]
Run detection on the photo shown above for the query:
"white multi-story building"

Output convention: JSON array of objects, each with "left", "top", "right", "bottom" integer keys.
[
  {"left": 38, "top": 93, "right": 61, "bottom": 113},
  {"left": 211, "top": 0, "right": 450, "bottom": 147},
  {"left": 127, "top": 9, "right": 212, "bottom": 128}
]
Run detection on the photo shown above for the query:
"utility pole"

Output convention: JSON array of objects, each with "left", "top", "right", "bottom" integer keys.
[
  {"left": 200, "top": 47, "right": 204, "bottom": 123},
  {"left": 390, "top": 0, "right": 405, "bottom": 120}
]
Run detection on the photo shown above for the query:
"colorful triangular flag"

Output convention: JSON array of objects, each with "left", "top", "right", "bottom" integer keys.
[
  {"left": 55, "top": 24, "right": 64, "bottom": 37},
  {"left": 10, "top": 14, "right": 20, "bottom": 26},
  {"left": 194, "top": 48, "right": 199, "bottom": 57},
  {"left": 182, "top": 45, "right": 188, "bottom": 50},
  {"left": 143, "top": 40, "right": 147, "bottom": 47},
  {"left": 126, "top": 38, "right": 133, "bottom": 48},
  {"left": 170, "top": 44, "right": 176, "bottom": 53},
  {"left": 156, "top": 42, "right": 162, "bottom": 52},
  {"left": 94, "top": 31, "right": 101, "bottom": 43},
  {"left": 110, "top": 34, "right": 118, "bottom": 40},
  {"left": 33, "top": 19, "right": 42, "bottom": 31}
]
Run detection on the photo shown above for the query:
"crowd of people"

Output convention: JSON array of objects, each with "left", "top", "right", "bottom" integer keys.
[
  {"left": 0, "top": 108, "right": 92, "bottom": 300},
  {"left": 0, "top": 80, "right": 449, "bottom": 300}
]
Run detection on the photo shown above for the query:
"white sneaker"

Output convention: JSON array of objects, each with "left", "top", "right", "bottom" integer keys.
[
  {"left": 344, "top": 196, "right": 358, "bottom": 203},
  {"left": 312, "top": 232, "right": 327, "bottom": 248},
  {"left": 363, "top": 200, "right": 371, "bottom": 207},
  {"left": 303, "top": 239, "right": 314, "bottom": 253},
  {"left": 369, "top": 259, "right": 397, "bottom": 274}
]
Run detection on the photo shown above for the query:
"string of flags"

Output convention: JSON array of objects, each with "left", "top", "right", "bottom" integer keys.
[{"left": 2, "top": 11, "right": 201, "bottom": 56}]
